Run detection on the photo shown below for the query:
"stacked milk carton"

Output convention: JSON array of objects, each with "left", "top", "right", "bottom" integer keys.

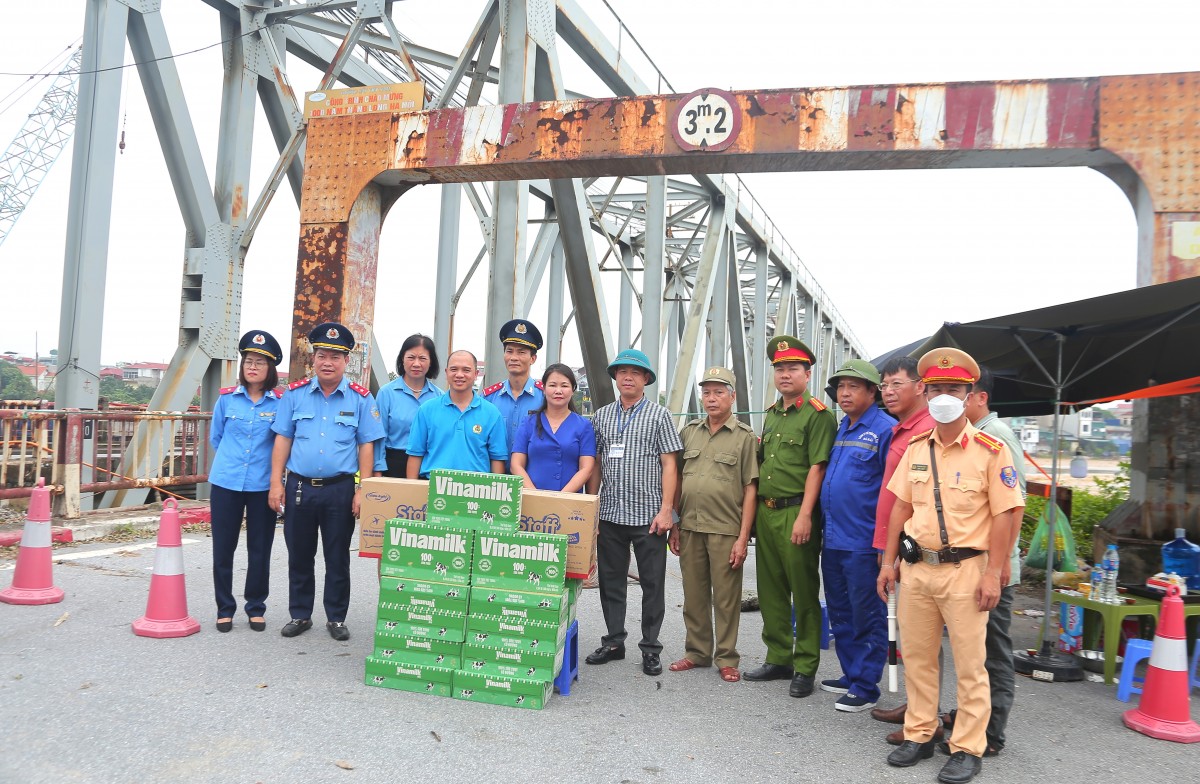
[{"left": 365, "top": 469, "right": 579, "bottom": 709}]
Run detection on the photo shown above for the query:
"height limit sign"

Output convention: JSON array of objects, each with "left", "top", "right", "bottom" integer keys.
[{"left": 670, "top": 88, "right": 741, "bottom": 152}]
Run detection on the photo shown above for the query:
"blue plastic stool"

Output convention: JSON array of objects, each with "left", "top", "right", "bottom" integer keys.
[
  {"left": 554, "top": 620, "right": 580, "bottom": 696},
  {"left": 791, "top": 601, "right": 832, "bottom": 650},
  {"left": 1116, "top": 638, "right": 1153, "bottom": 702}
]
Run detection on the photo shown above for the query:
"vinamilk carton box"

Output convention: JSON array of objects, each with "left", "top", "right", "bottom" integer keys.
[
  {"left": 426, "top": 469, "right": 522, "bottom": 532},
  {"left": 461, "top": 639, "right": 564, "bottom": 681},
  {"left": 378, "top": 576, "right": 470, "bottom": 615},
  {"left": 471, "top": 530, "right": 568, "bottom": 595},
  {"left": 376, "top": 613, "right": 467, "bottom": 643},
  {"left": 372, "top": 630, "right": 462, "bottom": 669},
  {"left": 452, "top": 669, "right": 554, "bottom": 710},
  {"left": 380, "top": 519, "right": 473, "bottom": 585},
  {"left": 519, "top": 489, "right": 598, "bottom": 579},
  {"left": 358, "top": 478, "right": 429, "bottom": 558},
  {"left": 364, "top": 657, "right": 455, "bottom": 697},
  {"left": 466, "top": 613, "right": 568, "bottom": 648},
  {"left": 467, "top": 586, "right": 570, "bottom": 626}
]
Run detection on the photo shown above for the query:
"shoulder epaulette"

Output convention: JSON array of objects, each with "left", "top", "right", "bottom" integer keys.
[
  {"left": 219, "top": 385, "right": 237, "bottom": 395},
  {"left": 534, "top": 380, "right": 543, "bottom": 390},
  {"left": 288, "top": 378, "right": 310, "bottom": 391},
  {"left": 482, "top": 382, "right": 503, "bottom": 396},
  {"left": 909, "top": 428, "right": 934, "bottom": 444},
  {"left": 808, "top": 396, "right": 827, "bottom": 412},
  {"left": 736, "top": 420, "right": 755, "bottom": 433},
  {"left": 348, "top": 382, "right": 369, "bottom": 397},
  {"left": 974, "top": 431, "right": 1003, "bottom": 454},
  {"left": 270, "top": 387, "right": 284, "bottom": 398}
]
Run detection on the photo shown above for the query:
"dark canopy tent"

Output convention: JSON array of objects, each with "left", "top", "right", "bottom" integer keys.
[{"left": 872, "top": 275, "right": 1200, "bottom": 680}]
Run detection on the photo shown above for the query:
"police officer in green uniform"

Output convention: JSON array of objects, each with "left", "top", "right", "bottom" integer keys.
[{"left": 743, "top": 336, "right": 837, "bottom": 697}]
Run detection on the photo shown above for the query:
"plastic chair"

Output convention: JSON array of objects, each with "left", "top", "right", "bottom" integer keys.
[
  {"left": 1116, "top": 638, "right": 1153, "bottom": 702},
  {"left": 554, "top": 620, "right": 580, "bottom": 696}
]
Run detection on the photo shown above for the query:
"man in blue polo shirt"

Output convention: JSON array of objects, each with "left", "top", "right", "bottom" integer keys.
[
  {"left": 483, "top": 319, "right": 545, "bottom": 454},
  {"left": 819, "top": 359, "right": 896, "bottom": 712},
  {"left": 406, "top": 349, "right": 508, "bottom": 478}
]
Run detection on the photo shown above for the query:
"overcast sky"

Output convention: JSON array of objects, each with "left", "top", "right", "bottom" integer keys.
[{"left": 1, "top": 0, "right": 1198, "bottom": 373}]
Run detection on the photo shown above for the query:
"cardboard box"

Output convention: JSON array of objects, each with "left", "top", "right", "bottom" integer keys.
[
  {"left": 472, "top": 530, "right": 568, "bottom": 595},
  {"left": 380, "top": 519, "right": 473, "bottom": 584},
  {"left": 519, "top": 489, "right": 598, "bottom": 580},
  {"left": 467, "top": 613, "right": 568, "bottom": 647},
  {"left": 378, "top": 576, "right": 470, "bottom": 614},
  {"left": 566, "top": 578, "right": 583, "bottom": 605},
  {"left": 376, "top": 613, "right": 467, "bottom": 643},
  {"left": 364, "top": 657, "right": 454, "bottom": 697},
  {"left": 427, "top": 470, "right": 522, "bottom": 531},
  {"left": 372, "top": 631, "right": 462, "bottom": 669},
  {"left": 452, "top": 669, "right": 554, "bottom": 710},
  {"left": 468, "top": 587, "right": 570, "bottom": 626},
  {"left": 461, "top": 640, "right": 564, "bottom": 681},
  {"left": 358, "top": 478, "right": 429, "bottom": 557}
]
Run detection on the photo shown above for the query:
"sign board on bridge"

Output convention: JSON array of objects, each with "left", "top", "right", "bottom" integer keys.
[{"left": 304, "top": 83, "right": 424, "bottom": 119}]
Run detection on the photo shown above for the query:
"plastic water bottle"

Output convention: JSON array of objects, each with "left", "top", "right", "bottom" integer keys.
[
  {"left": 1102, "top": 544, "right": 1120, "bottom": 604},
  {"left": 1162, "top": 528, "right": 1200, "bottom": 590},
  {"left": 1090, "top": 566, "right": 1104, "bottom": 602}
]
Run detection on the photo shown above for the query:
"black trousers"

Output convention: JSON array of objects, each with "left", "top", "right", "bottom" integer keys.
[
  {"left": 210, "top": 485, "right": 276, "bottom": 618},
  {"left": 383, "top": 448, "right": 408, "bottom": 478},
  {"left": 283, "top": 475, "right": 355, "bottom": 622},
  {"left": 597, "top": 519, "right": 668, "bottom": 655}
]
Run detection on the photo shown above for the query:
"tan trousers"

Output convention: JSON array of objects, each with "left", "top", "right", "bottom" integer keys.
[
  {"left": 899, "top": 556, "right": 991, "bottom": 757},
  {"left": 678, "top": 528, "right": 744, "bottom": 668}
]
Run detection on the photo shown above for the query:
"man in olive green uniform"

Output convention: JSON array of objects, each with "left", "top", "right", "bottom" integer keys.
[
  {"left": 743, "top": 336, "right": 837, "bottom": 698},
  {"left": 668, "top": 367, "right": 759, "bottom": 682}
]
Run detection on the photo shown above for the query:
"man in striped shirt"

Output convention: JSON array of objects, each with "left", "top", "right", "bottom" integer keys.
[{"left": 585, "top": 348, "right": 684, "bottom": 677}]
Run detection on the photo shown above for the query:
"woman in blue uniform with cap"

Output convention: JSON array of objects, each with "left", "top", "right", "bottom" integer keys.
[{"left": 209, "top": 330, "right": 283, "bottom": 633}]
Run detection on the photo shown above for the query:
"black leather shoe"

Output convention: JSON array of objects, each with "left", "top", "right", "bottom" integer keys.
[
  {"left": 887, "top": 739, "right": 936, "bottom": 768},
  {"left": 938, "top": 742, "right": 999, "bottom": 759},
  {"left": 280, "top": 618, "right": 312, "bottom": 638},
  {"left": 642, "top": 652, "right": 662, "bottom": 676},
  {"left": 742, "top": 663, "right": 794, "bottom": 681},
  {"left": 788, "top": 672, "right": 815, "bottom": 698},
  {"left": 327, "top": 621, "right": 350, "bottom": 641},
  {"left": 216, "top": 619, "right": 233, "bottom": 633},
  {"left": 585, "top": 645, "right": 625, "bottom": 665},
  {"left": 938, "top": 751, "right": 982, "bottom": 783},
  {"left": 248, "top": 618, "right": 266, "bottom": 632}
]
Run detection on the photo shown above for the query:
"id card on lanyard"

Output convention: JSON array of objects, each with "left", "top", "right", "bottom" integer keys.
[{"left": 609, "top": 398, "right": 646, "bottom": 459}]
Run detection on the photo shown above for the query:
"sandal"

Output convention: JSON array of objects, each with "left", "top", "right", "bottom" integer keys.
[
  {"left": 719, "top": 666, "right": 741, "bottom": 682},
  {"left": 669, "top": 658, "right": 700, "bottom": 672}
]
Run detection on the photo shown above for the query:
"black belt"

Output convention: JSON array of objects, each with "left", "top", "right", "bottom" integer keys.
[
  {"left": 290, "top": 473, "right": 355, "bottom": 487},
  {"left": 759, "top": 494, "right": 803, "bottom": 510},
  {"left": 919, "top": 547, "right": 984, "bottom": 566}
]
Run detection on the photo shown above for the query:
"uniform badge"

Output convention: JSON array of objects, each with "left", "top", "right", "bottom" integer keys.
[
  {"left": 252, "top": 333, "right": 265, "bottom": 345},
  {"left": 326, "top": 327, "right": 339, "bottom": 339},
  {"left": 939, "top": 355, "right": 952, "bottom": 368},
  {"left": 472, "top": 424, "right": 482, "bottom": 434},
  {"left": 911, "top": 463, "right": 928, "bottom": 471},
  {"left": 778, "top": 340, "right": 789, "bottom": 351},
  {"left": 1000, "top": 466, "right": 1017, "bottom": 488},
  {"left": 372, "top": 407, "right": 380, "bottom": 419},
  {"left": 515, "top": 322, "right": 527, "bottom": 334}
]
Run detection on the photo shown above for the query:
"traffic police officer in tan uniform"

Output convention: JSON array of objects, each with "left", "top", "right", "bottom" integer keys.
[
  {"left": 668, "top": 366, "right": 759, "bottom": 683},
  {"left": 743, "top": 336, "right": 837, "bottom": 698},
  {"left": 876, "top": 348, "right": 1022, "bottom": 784}
]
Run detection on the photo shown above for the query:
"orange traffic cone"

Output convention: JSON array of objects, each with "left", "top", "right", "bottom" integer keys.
[
  {"left": 0, "top": 478, "right": 64, "bottom": 605},
  {"left": 132, "top": 499, "right": 200, "bottom": 638},
  {"left": 1122, "top": 584, "right": 1200, "bottom": 743}
]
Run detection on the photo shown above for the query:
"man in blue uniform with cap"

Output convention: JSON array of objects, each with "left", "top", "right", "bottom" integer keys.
[
  {"left": 268, "top": 322, "right": 385, "bottom": 641},
  {"left": 483, "top": 319, "right": 544, "bottom": 454}
]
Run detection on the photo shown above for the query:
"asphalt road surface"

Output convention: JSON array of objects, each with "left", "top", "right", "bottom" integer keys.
[{"left": 2, "top": 529, "right": 1197, "bottom": 783}]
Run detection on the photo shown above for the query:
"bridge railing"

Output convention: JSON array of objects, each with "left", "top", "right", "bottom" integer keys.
[{"left": 0, "top": 406, "right": 211, "bottom": 517}]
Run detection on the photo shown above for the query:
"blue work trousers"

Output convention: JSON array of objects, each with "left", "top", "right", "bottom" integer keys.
[
  {"left": 210, "top": 485, "right": 276, "bottom": 618},
  {"left": 283, "top": 475, "right": 356, "bottom": 622},
  {"left": 822, "top": 547, "right": 887, "bottom": 701}
]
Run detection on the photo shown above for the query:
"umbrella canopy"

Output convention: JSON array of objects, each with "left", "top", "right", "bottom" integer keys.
[{"left": 876, "top": 276, "right": 1200, "bottom": 416}]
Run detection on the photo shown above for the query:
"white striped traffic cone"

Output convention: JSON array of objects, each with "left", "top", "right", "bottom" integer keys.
[
  {"left": 0, "top": 478, "right": 64, "bottom": 605},
  {"left": 1122, "top": 584, "right": 1200, "bottom": 743},
  {"left": 132, "top": 499, "right": 200, "bottom": 638}
]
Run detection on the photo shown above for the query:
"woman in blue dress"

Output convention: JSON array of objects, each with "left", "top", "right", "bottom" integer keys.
[
  {"left": 511, "top": 364, "right": 596, "bottom": 493},
  {"left": 209, "top": 330, "right": 283, "bottom": 633},
  {"left": 374, "top": 334, "right": 443, "bottom": 477}
]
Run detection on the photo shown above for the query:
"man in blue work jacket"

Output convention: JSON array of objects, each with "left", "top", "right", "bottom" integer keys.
[
  {"left": 818, "top": 359, "right": 896, "bottom": 712},
  {"left": 483, "top": 319, "right": 544, "bottom": 455},
  {"left": 406, "top": 349, "right": 508, "bottom": 478},
  {"left": 269, "top": 322, "right": 384, "bottom": 641}
]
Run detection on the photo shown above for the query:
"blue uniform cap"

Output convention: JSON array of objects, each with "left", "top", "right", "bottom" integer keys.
[
  {"left": 308, "top": 321, "right": 355, "bottom": 353},
  {"left": 238, "top": 330, "right": 282, "bottom": 365},
  {"left": 499, "top": 319, "right": 543, "bottom": 351},
  {"left": 607, "top": 348, "right": 656, "bottom": 385}
]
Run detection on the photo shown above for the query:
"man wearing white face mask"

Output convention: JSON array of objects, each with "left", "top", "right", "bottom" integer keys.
[{"left": 875, "top": 348, "right": 1022, "bottom": 784}]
